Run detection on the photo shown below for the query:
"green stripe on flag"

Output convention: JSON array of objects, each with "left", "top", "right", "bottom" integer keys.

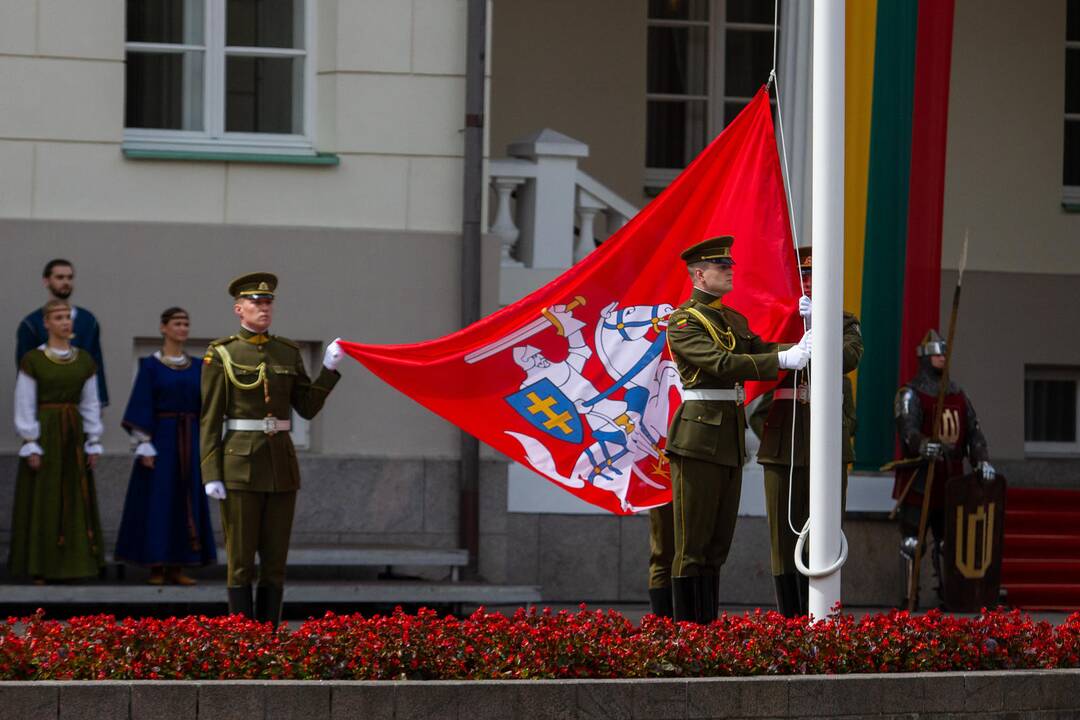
[{"left": 854, "top": 0, "right": 919, "bottom": 471}]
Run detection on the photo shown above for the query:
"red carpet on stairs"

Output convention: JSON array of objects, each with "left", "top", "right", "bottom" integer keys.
[{"left": 1003, "top": 488, "right": 1080, "bottom": 610}]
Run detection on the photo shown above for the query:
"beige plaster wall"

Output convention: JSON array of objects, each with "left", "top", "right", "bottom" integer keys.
[
  {"left": 943, "top": 0, "right": 1080, "bottom": 273},
  {"left": 0, "top": 0, "right": 472, "bottom": 233},
  {"left": 490, "top": 0, "right": 648, "bottom": 210}
]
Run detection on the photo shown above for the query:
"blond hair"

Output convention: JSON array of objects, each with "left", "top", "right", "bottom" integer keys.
[{"left": 42, "top": 298, "right": 71, "bottom": 317}]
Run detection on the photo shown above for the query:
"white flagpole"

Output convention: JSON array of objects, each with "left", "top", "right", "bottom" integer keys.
[{"left": 808, "top": 0, "right": 846, "bottom": 619}]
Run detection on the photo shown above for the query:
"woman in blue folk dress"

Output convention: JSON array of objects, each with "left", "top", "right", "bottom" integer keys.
[{"left": 115, "top": 307, "right": 216, "bottom": 583}]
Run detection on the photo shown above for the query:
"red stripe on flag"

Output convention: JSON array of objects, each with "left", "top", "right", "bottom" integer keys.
[{"left": 901, "top": 0, "right": 955, "bottom": 383}]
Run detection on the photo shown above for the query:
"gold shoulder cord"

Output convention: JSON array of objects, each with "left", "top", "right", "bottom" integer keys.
[
  {"left": 683, "top": 307, "right": 736, "bottom": 351},
  {"left": 215, "top": 345, "right": 271, "bottom": 405}
]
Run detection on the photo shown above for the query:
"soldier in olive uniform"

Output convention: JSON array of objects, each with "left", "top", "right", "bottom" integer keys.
[
  {"left": 666, "top": 236, "right": 812, "bottom": 623},
  {"left": 753, "top": 247, "right": 863, "bottom": 617},
  {"left": 200, "top": 273, "right": 343, "bottom": 626}
]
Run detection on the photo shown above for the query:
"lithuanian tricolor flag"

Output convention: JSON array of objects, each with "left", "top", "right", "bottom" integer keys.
[{"left": 846, "top": 0, "right": 956, "bottom": 470}]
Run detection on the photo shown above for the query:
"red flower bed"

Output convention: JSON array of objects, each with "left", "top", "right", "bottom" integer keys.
[{"left": 1, "top": 606, "right": 1078, "bottom": 680}]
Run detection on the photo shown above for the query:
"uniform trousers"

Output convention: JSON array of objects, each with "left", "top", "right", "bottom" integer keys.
[
  {"left": 670, "top": 455, "right": 741, "bottom": 577},
  {"left": 648, "top": 503, "right": 675, "bottom": 589},
  {"left": 221, "top": 489, "right": 296, "bottom": 588},
  {"left": 762, "top": 465, "right": 848, "bottom": 576}
]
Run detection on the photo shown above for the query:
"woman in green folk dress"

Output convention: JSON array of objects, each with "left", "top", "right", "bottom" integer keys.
[{"left": 10, "top": 298, "right": 105, "bottom": 582}]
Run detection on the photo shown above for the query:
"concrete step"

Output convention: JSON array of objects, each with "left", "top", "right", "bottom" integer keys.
[
  {"left": 0, "top": 580, "right": 542, "bottom": 607},
  {"left": 240, "top": 545, "right": 469, "bottom": 568}
]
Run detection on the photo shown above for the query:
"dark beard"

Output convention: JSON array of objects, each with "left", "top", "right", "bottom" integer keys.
[{"left": 52, "top": 287, "right": 72, "bottom": 300}]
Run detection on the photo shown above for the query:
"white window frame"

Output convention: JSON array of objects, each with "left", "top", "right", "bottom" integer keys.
[
  {"left": 1024, "top": 367, "right": 1080, "bottom": 457},
  {"left": 645, "top": 0, "right": 775, "bottom": 190},
  {"left": 123, "top": 0, "right": 317, "bottom": 156}
]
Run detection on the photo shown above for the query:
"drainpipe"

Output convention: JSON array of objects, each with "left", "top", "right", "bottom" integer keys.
[{"left": 459, "top": 0, "right": 487, "bottom": 578}]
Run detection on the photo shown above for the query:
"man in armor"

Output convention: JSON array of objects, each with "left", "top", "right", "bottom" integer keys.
[{"left": 893, "top": 329, "right": 995, "bottom": 608}]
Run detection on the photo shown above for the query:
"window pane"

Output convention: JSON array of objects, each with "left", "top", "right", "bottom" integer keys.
[
  {"left": 1069, "top": 0, "right": 1080, "bottom": 42},
  {"left": 1065, "top": 121, "right": 1080, "bottom": 186},
  {"left": 125, "top": 51, "right": 204, "bottom": 130},
  {"left": 227, "top": 0, "right": 302, "bottom": 48},
  {"left": 724, "top": 101, "right": 750, "bottom": 126},
  {"left": 226, "top": 56, "right": 302, "bottom": 133},
  {"left": 727, "top": 0, "right": 775, "bottom": 24},
  {"left": 1068, "top": 49, "right": 1080, "bottom": 114},
  {"left": 648, "top": 0, "right": 708, "bottom": 22},
  {"left": 127, "top": 0, "right": 203, "bottom": 44},
  {"left": 725, "top": 29, "right": 774, "bottom": 98},
  {"left": 647, "top": 100, "right": 707, "bottom": 169},
  {"left": 647, "top": 26, "right": 708, "bottom": 95},
  {"left": 1025, "top": 379, "right": 1077, "bottom": 442}
]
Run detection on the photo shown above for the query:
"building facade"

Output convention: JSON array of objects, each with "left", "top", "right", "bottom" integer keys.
[{"left": 1, "top": 0, "right": 1078, "bottom": 607}]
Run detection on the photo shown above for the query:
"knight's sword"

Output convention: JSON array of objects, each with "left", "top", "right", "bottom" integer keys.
[{"left": 464, "top": 296, "right": 586, "bottom": 364}]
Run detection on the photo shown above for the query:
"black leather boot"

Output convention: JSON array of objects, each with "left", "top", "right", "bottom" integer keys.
[
  {"left": 227, "top": 585, "right": 253, "bottom": 618},
  {"left": 698, "top": 574, "right": 719, "bottom": 624},
  {"left": 773, "top": 573, "right": 800, "bottom": 618},
  {"left": 672, "top": 576, "right": 700, "bottom": 623},
  {"left": 648, "top": 586, "right": 673, "bottom": 619},
  {"left": 255, "top": 585, "right": 285, "bottom": 628}
]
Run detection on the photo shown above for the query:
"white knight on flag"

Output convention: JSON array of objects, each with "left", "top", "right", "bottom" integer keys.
[{"left": 502, "top": 300, "right": 680, "bottom": 511}]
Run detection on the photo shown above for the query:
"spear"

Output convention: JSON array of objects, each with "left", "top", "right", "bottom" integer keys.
[{"left": 908, "top": 230, "right": 968, "bottom": 611}]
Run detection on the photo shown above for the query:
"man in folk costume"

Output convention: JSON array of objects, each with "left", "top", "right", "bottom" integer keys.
[
  {"left": 753, "top": 246, "right": 863, "bottom": 617},
  {"left": 665, "top": 236, "right": 811, "bottom": 623},
  {"left": 17, "top": 259, "right": 109, "bottom": 405},
  {"left": 893, "top": 330, "right": 995, "bottom": 608},
  {"left": 200, "top": 273, "right": 343, "bottom": 626}
]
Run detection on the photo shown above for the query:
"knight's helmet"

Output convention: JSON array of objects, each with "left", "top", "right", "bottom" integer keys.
[{"left": 916, "top": 329, "right": 947, "bottom": 357}]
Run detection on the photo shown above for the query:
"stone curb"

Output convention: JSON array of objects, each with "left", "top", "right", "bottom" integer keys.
[{"left": 2, "top": 670, "right": 1080, "bottom": 720}]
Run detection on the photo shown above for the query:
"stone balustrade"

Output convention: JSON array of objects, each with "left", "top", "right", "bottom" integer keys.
[{"left": 489, "top": 129, "right": 638, "bottom": 305}]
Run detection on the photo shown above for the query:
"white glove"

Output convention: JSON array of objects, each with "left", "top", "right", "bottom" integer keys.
[
  {"left": 548, "top": 305, "right": 587, "bottom": 337},
  {"left": 778, "top": 345, "right": 810, "bottom": 371},
  {"left": 134, "top": 442, "right": 157, "bottom": 457},
  {"left": 205, "top": 481, "right": 227, "bottom": 500},
  {"left": 977, "top": 461, "right": 996, "bottom": 481},
  {"left": 84, "top": 441, "right": 103, "bottom": 455},
  {"left": 323, "top": 338, "right": 344, "bottom": 371},
  {"left": 19, "top": 442, "right": 43, "bottom": 458},
  {"left": 798, "top": 296, "right": 812, "bottom": 319},
  {"left": 797, "top": 328, "right": 813, "bottom": 352}
]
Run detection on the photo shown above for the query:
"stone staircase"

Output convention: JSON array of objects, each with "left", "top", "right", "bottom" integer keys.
[{"left": 1002, "top": 488, "right": 1080, "bottom": 610}]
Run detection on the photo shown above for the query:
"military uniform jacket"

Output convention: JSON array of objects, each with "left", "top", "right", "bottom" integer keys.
[
  {"left": 666, "top": 289, "right": 786, "bottom": 467},
  {"left": 200, "top": 328, "right": 340, "bottom": 492},
  {"left": 756, "top": 312, "right": 863, "bottom": 467}
]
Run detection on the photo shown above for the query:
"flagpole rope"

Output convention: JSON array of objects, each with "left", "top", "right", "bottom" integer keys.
[{"left": 769, "top": 4, "right": 849, "bottom": 583}]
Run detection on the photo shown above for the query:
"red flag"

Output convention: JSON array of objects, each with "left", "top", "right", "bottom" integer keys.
[{"left": 341, "top": 88, "right": 800, "bottom": 515}]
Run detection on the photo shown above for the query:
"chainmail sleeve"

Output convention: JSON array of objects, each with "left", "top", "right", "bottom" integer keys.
[{"left": 895, "top": 386, "right": 924, "bottom": 457}]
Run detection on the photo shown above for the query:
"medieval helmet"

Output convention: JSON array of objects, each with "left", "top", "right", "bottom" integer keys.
[{"left": 916, "top": 329, "right": 947, "bottom": 357}]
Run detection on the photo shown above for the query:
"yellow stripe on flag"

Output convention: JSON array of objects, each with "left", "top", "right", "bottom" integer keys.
[{"left": 845, "top": 0, "right": 878, "bottom": 403}]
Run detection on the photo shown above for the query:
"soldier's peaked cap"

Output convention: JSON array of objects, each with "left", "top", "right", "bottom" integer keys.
[
  {"left": 797, "top": 246, "right": 812, "bottom": 275},
  {"left": 229, "top": 272, "right": 278, "bottom": 300},
  {"left": 681, "top": 235, "right": 736, "bottom": 265}
]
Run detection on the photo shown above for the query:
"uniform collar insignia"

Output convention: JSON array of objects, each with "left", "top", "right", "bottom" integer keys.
[{"left": 238, "top": 327, "right": 271, "bottom": 344}]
